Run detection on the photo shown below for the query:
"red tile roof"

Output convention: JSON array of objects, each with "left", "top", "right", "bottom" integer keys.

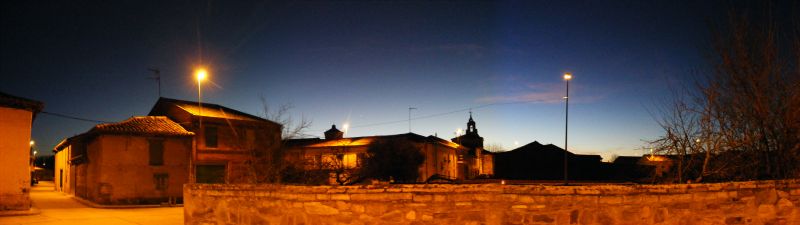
[
  {"left": 89, "top": 116, "right": 194, "bottom": 136},
  {"left": 0, "top": 91, "right": 44, "bottom": 113}
]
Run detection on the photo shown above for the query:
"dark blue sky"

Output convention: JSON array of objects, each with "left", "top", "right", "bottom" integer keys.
[{"left": 2, "top": 1, "right": 752, "bottom": 159}]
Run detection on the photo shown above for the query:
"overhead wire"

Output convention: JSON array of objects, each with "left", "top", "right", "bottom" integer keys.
[{"left": 40, "top": 111, "right": 111, "bottom": 123}]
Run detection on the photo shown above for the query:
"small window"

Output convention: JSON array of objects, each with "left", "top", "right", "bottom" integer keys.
[
  {"left": 205, "top": 126, "right": 218, "bottom": 148},
  {"left": 149, "top": 139, "right": 164, "bottom": 166},
  {"left": 196, "top": 165, "right": 226, "bottom": 184},
  {"left": 154, "top": 173, "right": 169, "bottom": 190}
]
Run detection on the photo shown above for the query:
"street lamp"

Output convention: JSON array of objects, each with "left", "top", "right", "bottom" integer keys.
[
  {"left": 30, "top": 140, "right": 36, "bottom": 167},
  {"left": 192, "top": 67, "right": 207, "bottom": 184},
  {"left": 563, "top": 72, "right": 572, "bottom": 185},
  {"left": 195, "top": 67, "right": 207, "bottom": 123}
]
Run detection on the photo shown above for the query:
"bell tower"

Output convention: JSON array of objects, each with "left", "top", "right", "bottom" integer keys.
[
  {"left": 452, "top": 112, "right": 484, "bottom": 150},
  {"left": 466, "top": 112, "right": 478, "bottom": 135}
]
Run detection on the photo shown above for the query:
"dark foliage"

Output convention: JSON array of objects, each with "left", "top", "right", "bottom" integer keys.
[{"left": 361, "top": 138, "right": 425, "bottom": 183}]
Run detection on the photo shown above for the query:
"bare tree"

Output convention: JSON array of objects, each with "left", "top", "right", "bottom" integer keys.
[
  {"left": 484, "top": 142, "right": 505, "bottom": 152},
  {"left": 652, "top": 6, "right": 800, "bottom": 182},
  {"left": 243, "top": 95, "right": 313, "bottom": 184}
]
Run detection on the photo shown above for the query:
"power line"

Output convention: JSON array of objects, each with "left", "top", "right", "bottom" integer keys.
[
  {"left": 40, "top": 111, "right": 111, "bottom": 123},
  {"left": 349, "top": 99, "right": 548, "bottom": 129}
]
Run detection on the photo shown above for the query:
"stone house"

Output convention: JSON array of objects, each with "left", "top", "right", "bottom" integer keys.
[
  {"left": 0, "top": 92, "right": 43, "bottom": 211},
  {"left": 148, "top": 97, "right": 282, "bottom": 184},
  {"left": 53, "top": 116, "right": 194, "bottom": 205},
  {"left": 285, "top": 125, "right": 484, "bottom": 184}
]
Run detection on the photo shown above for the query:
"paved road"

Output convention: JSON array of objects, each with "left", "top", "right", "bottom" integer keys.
[{"left": 0, "top": 181, "right": 183, "bottom": 225}]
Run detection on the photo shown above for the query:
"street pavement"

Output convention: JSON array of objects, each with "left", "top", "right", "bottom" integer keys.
[{"left": 0, "top": 181, "right": 183, "bottom": 225}]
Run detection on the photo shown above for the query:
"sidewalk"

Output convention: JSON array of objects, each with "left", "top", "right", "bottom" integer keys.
[{"left": 0, "top": 181, "right": 183, "bottom": 225}]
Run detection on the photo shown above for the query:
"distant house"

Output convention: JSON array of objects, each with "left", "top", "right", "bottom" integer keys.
[
  {"left": 0, "top": 92, "right": 43, "bottom": 211},
  {"left": 54, "top": 116, "right": 194, "bottom": 205},
  {"left": 451, "top": 114, "right": 494, "bottom": 178},
  {"left": 493, "top": 141, "right": 606, "bottom": 181},
  {"left": 611, "top": 155, "right": 674, "bottom": 182},
  {"left": 148, "top": 97, "right": 282, "bottom": 184},
  {"left": 285, "top": 126, "right": 468, "bottom": 184},
  {"left": 284, "top": 115, "right": 495, "bottom": 184}
]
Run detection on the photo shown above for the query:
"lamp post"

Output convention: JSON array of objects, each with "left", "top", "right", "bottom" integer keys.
[
  {"left": 563, "top": 72, "right": 572, "bottom": 185},
  {"left": 192, "top": 68, "right": 207, "bottom": 184},
  {"left": 30, "top": 140, "right": 35, "bottom": 167}
]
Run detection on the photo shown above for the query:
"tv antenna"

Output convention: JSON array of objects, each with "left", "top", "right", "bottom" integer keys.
[{"left": 147, "top": 68, "right": 161, "bottom": 97}]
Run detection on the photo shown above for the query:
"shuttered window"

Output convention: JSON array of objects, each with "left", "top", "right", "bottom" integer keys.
[{"left": 149, "top": 139, "right": 164, "bottom": 166}]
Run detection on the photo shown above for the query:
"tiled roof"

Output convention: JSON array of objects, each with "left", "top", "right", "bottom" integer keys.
[
  {"left": 287, "top": 133, "right": 463, "bottom": 149},
  {"left": 89, "top": 116, "right": 194, "bottom": 136},
  {"left": 151, "top": 97, "right": 267, "bottom": 122},
  {"left": 0, "top": 91, "right": 43, "bottom": 113}
]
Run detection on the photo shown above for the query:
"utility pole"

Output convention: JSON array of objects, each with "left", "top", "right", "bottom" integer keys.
[
  {"left": 148, "top": 68, "right": 161, "bottom": 97},
  {"left": 408, "top": 107, "right": 417, "bottom": 133},
  {"left": 563, "top": 73, "right": 572, "bottom": 185}
]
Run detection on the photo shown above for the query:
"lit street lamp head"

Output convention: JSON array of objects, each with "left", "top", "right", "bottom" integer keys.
[
  {"left": 195, "top": 68, "right": 208, "bottom": 82},
  {"left": 29, "top": 140, "right": 35, "bottom": 146},
  {"left": 563, "top": 73, "right": 572, "bottom": 80}
]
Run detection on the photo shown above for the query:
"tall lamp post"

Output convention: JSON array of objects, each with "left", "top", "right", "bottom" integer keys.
[
  {"left": 30, "top": 140, "right": 36, "bottom": 167},
  {"left": 563, "top": 72, "right": 572, "bottom": 185},
  {"left": 192, "top": 68, "right": 207, "bottom": 184}
]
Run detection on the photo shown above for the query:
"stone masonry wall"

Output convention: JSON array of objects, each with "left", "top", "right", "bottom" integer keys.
[{"left": 184, "top": 180, "right": 800, "bottom": 225}]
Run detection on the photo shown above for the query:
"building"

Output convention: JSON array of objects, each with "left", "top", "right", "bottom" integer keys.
[
  {"left": 148, "top": 97, "right": 282, "bottom": 184},
  {"left": 285, "top": 126, "right": 468, "bottom": 184},
  {"left": 54, "top": 116, "right": 194, "bottom": 205},
  {"left": 493, "top": 141, "right": 606, "bottom": 180},
  {"left": 451, "top": 113, "right": 494, "bottom": 178},
  {"left": 0, "top": 92, "right": 43, "bottom": 211},
  {"left": 52, "top": 97, "right": 282, "bottom": 205},
  {"left": 611, "top": 154, "right": 675, "bottom": 182}
]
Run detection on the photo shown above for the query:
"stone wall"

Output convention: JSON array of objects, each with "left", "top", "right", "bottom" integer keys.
[{"left": 184, "top": 180, "right": 800, "bottom": 225}]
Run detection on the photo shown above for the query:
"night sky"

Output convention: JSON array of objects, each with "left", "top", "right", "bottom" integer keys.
[{"left": 2, "top": 1, "right": 747, "bottom": 159}]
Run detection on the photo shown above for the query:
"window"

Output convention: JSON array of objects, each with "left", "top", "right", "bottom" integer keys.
[
  {"left": 154, "top": 173, "right": 169, "bottom": 190},
  {"left": 205, "top": 126, "right": 218, "bottom": 148},
  {"left": 342, "top": 153, "right": 358, "bottom": 168},
  {"left": 149, "top": 139, "right": 164, "bottom": 166},
  {"left": 196, "top": 164, "right": 226, "bottom": 184}
]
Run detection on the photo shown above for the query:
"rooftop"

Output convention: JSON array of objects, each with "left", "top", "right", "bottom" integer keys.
[
  {"left": 287, "top": 133, "right": 462, "bottom": 149},
  {"left": 150, "top": 97, "right": 268, "bottom": 122},
  {"left": 89, "top": 116, "right": 195, "bottom": 136},
  {"left": 0, "top": 91, "right": 44, "bottom": 113},
  {"left": 55, "top": 116, "right": 193, "bottom": 151}
]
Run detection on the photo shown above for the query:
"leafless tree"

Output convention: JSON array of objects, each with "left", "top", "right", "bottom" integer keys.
[
  {"left": 651, "top": 6, "right": 800, "bottom": 182},
  {"left": 484, "top": 142, "right": 505, "bottom": 152},
  {"left": 243, "top": 95, "right": 313, "bottom": 184}
]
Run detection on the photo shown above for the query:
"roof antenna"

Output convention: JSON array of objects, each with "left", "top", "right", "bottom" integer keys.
[
  {"left": 408, "top": 107, "right": 417, "bottom": 133},
  {"left": 147, "top": 68, "right": 161, "bottom": 97}
]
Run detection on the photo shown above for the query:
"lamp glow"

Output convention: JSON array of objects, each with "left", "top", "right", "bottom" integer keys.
[
  {"left": 195, "top": 68, "right": 207, "bottom": 82},
  {"left": 563, "top": 73, "right": 572, "bottom": 80}
]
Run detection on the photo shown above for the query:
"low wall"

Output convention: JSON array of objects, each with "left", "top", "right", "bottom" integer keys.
[{"left": 184, "top": 180, "right": 800, "bottom": 225}]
